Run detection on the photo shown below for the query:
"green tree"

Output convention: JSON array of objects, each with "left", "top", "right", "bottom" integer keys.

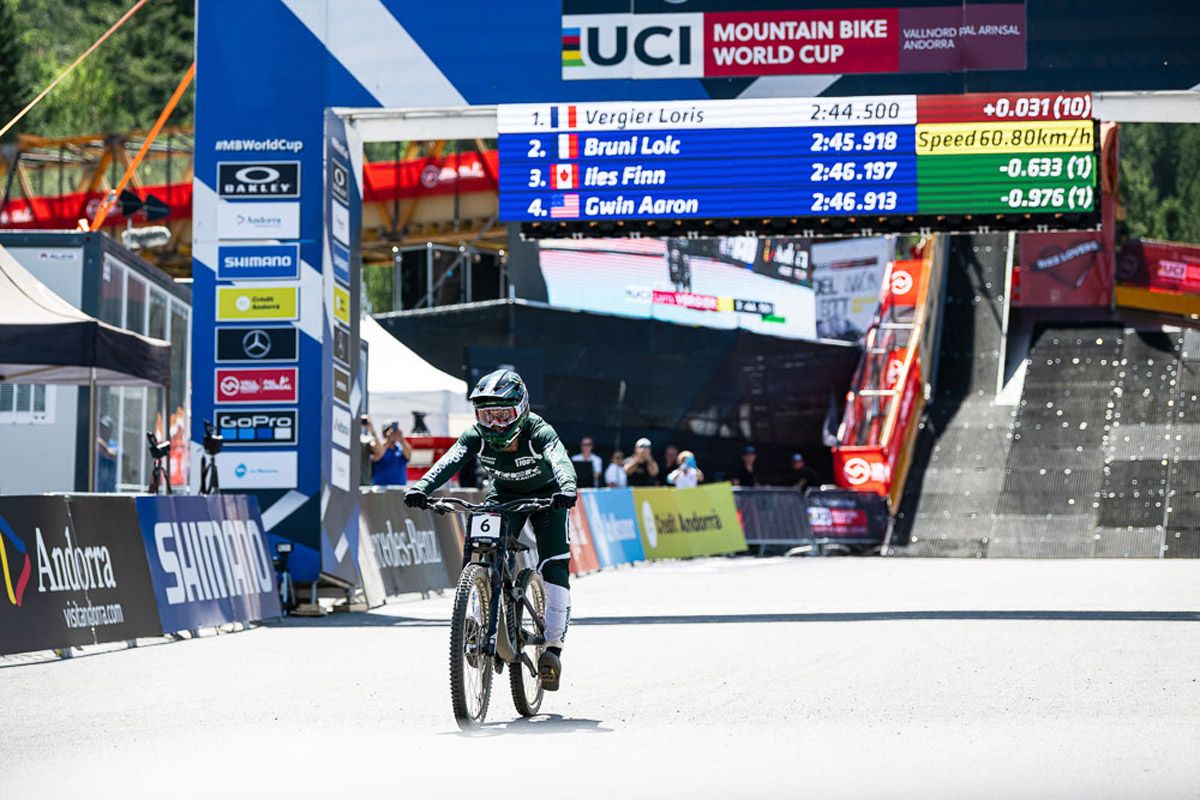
[
  {"left": 1119, "top": 123, "right": 1200, "bottom": 244},
  {"left": 0, "top": 0, "right": 30, "bottom": 140}
]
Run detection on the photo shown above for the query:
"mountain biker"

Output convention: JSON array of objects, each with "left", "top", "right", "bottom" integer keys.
[{"left": 404, "top": 369, "right": 576, "bottom": 691}]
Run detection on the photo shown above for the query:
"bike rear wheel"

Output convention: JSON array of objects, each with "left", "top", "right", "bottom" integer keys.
[
  {"left": 509, "top": 568, "right": 546, "bottom": 717},
  {"left": 450, "top": 563, "right": 493, "bottom": 729}
]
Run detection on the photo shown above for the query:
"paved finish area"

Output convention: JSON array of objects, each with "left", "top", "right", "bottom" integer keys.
[{"left": 3, "top": 558, "right": 1199, "bottom": 799}]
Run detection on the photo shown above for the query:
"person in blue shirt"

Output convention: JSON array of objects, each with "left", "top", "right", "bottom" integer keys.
[{"left": 369, "top": 418, "right": 412, "bottom": 486}]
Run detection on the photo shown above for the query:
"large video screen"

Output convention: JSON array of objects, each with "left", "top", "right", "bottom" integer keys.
[{"left": 536, "top": 236, "right": 890, "bottom": 342}]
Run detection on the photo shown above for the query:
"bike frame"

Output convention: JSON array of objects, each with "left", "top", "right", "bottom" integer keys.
[{"left": 430, "top": 497, "right": 550, "bottom": 672}]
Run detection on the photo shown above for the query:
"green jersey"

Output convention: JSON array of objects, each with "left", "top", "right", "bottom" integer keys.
[{"left": 412, "top": 413, "right": 577, "bottom": 497}]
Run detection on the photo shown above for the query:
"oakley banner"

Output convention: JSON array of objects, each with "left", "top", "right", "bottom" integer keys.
[
  {"left": 135, "top": 495, "right": 281, "bottom": 633},
  {"left": 0, "top": 495, "right": 161, "bottom": 657}
]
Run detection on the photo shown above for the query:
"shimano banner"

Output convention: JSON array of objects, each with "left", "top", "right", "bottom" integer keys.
[
  {"left": 135, "top": 495, "right": 282, "bottom": 632},
  {"left": 0, "top": 496, "right": 160, "bottom": 657}
]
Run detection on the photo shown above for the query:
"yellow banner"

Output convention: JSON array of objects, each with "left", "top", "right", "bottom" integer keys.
[
  {"left": 916, "top": 120, "right": 1094, "bottom": 156},
  {"left": 217, "top": 286, "right": 298, "bottom": 321},
  {"left": 333, "top": 284, "right": 351, "bottom": 325},
  {"left": 633, "top": 482, "right": 746, "bottom": 560}
]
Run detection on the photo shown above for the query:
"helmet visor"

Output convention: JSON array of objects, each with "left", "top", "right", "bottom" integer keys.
[{"left": 475, "top": 406, "right": 519, "bottom": 430}]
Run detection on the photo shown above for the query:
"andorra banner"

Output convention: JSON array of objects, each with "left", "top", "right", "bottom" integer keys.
[{"left": 633, "top": 483, "right": 747, "bottom": 560}]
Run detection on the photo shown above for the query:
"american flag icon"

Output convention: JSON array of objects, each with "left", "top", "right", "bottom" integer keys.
[{"left": 550, "top": 193, "right": 580, "bottom": 219}]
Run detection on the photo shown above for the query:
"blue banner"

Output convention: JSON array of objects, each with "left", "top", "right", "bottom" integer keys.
[
  {"left": 216, "top": 243, "right": 301, "bottom": 281},
  {"left": 135, "top": 495, "right": 282, "bottom": 632},
  {"left": 579, "top": 489, "right": 644, "bottom": 568}
]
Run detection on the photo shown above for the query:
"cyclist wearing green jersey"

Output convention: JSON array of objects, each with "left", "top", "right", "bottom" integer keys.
[{"left": 405, "top": 369, "right": 576, "bottom": 691}]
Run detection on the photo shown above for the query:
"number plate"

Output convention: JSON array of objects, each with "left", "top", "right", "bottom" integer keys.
[{"left": 469, "top": 513, "right": 502, "bottom": 541}]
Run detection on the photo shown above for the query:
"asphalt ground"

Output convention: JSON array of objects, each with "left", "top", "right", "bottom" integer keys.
[{"left": 2, "top": 557, "right": 1198, "bottom": 799}]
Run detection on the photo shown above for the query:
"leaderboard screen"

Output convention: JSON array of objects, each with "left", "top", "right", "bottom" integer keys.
[{"left": 497, "top": 92, "right": 1099, "bottom": 238}]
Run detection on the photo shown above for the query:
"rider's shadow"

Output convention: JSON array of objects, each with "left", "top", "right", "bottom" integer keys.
[{"left": 459, "top": 714, "right": 613, "bottom": 736}]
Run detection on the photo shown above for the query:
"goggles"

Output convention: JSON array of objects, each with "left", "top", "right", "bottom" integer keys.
[{"left": 475, "top": 406, "right": 519, "bottom": 429}]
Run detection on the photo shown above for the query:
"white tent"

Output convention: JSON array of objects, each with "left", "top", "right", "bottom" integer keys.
[{"left": 360, "top": 314, "right": 473, "bottom": 436}]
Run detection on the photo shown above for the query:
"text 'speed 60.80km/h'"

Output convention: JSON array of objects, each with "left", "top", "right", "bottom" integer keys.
[{"left": 496, "top": 92, "right": 1100, "bottom": 238}]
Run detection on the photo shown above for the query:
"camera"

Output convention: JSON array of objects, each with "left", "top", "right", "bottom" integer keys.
[
  {"left": 145, "top": 432, "right": 170, "bottom": 461},
  {"left": 203, "top": 420, "right": 224, "bottom": 456}
]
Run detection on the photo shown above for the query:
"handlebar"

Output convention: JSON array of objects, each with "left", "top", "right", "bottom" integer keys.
[{"left": 427, "top": 496, "right": 555, "bottom": 515}]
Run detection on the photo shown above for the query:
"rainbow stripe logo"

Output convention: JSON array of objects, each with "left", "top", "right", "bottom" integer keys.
[
  {"left": 0, "top": 516, "right": 31, "bottom": 607},
  {"left": 562, "top": 27, "right": 583, "bottom": 67}
]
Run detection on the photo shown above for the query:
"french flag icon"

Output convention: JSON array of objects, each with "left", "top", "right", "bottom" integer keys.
[
  {"left": 558, "top": 134, "right": 578, "bottom": 159},
  {"left": 550, "top": 105, "right": 577, "bottom": 129}
]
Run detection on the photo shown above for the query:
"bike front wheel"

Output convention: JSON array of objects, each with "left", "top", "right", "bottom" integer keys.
[
  {"left": 450, "top": 563, "right": 493, "bottom": 729},
  {"left": 509, "top": 568, "right": 546, "bottom": 717}
]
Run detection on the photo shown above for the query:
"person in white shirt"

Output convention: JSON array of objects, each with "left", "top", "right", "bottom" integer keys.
[
  {"left": 604, "top": 449, "right": 627, "bottom": 488},
  {"left": 570, "top": 436, "right": 604, "bottom": 487},
  {"left": 668, "top": 450, "right": 704, "bottom": 489}
]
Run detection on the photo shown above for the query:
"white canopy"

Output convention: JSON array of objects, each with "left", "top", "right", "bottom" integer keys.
[{"left": 360, "top": 314, "right": 473, "bottom": 436}]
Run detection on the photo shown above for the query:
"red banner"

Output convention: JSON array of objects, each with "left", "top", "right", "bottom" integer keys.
[
  {"left": 916, "top": 92, "right": 1091, "bottom": 123},
  {"left": 1118, "top": 239, "right": 1200, "bottom": 296},
  {"left": 1016, "top": 231, "right": 1112, "bottom": 307},
  {"left": 567, "top": 504, "right": 600, "bottom": 575},
  {"left": 214, "top": 368, "right": 298, "bottom": 404}
]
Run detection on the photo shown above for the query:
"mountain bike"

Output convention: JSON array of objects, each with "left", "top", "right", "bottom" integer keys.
[{"left": 429, "top": 495, "right": 552, "bottom": 730}]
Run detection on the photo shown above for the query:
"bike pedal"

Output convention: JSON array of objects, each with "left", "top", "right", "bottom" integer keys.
[
  {"left": 538, "top": 652, "right": 561, "bottom": 692},
  {"left": 494, "top": 657, "right": 504, "bottom": 674}
]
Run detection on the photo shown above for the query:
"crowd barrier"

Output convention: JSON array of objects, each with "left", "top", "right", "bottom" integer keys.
[
  {"left": 0, "top": 494, "right": 280, "bottom": 657},
  {"left": 734, "top": 487, "right": 889, "bottom": 552},
  {"left": 354, "top": 483, "right": 749, "bottom": 603}
]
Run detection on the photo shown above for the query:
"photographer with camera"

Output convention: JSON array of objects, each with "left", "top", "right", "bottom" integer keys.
[{"left": 367, "top": 416, "right": 412, "bottom": 487}]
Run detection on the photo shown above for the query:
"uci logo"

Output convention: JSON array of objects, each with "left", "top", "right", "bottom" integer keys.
[
  {"left": 0, "top": 515, "right": 31, "bottom": 607},
  {"left": 565, "top": 16, "right": 700, "bottom": 77}
]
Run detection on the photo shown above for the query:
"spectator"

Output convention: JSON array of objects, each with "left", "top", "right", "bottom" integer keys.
[
  {"left": 668, "top": 450, "right": 704, "bottom": 488},
  {"left": 791, "top": 452, "right": 820, "bottom": 491},
  {"left": 624, "top": 437, "right": 660, "bottom": 486},
  {"left": 661, "top": 443, "right": 679, "bottom": 485},
  {"left": 732, "top": 445, "right": 760, "bottom": 487},
  {"left": 571, "top": 435, "right": 604, "bottom": 488},
  {"left": 605, "top": 450, "right": 627, "bottom": 488},
  {"left": 95, "top": 415, "right": 118, "bottom": 492},
  {"left": 370, "top": 419, "right": 412, "bottom": 486},
  {"left": 359, "top": 415, "right": 375, "bottom": 486}
]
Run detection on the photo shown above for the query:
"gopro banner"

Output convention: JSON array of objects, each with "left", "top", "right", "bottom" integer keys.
[
  {"left": 135, "top": 495, "right": 281, "bottom": 632},
  {"left": 0, "top": 496, "right": 161, "bottom": 657}
]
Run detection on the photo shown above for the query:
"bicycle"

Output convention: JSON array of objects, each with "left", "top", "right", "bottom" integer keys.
[{"left": 428, "top": 495, "right": 552, "bottom": 730}]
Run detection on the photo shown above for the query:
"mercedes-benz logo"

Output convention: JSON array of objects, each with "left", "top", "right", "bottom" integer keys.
[{"left": 242, "top": 329, "right": 272, "bottom": 359}]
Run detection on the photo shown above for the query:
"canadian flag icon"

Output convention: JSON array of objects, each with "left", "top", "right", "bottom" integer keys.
[{"left": 551, "top": 163, "right": 578, "bottom": 190}]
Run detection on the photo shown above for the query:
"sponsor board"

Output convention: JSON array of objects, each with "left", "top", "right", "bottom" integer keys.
[
  {"left": 568, "top": 504, "right": 601, "bottom": 574},
  {"left": 215, "top": 326, "right": 299, "bottom": 362},
  {"left": 332, "top": 241, "right": 351, "bottom": 284},
  {"left": 333, "top": 325, "right": 351, "bottom": 366},
  {"left": 214, "top": 450, "right": 298, "bottom": 490},
  {"left": 579, "top": 488, "right": 645, "bottom": 567},
  {"left": 330, "top": 159, "right": 350, "bottom": 205},
  {"left": 216, "top": 243, "right": 300, "bottom": 281},
  {"left": 333, "top": 283, "right": 351, "bottom": 325},
  {"left": 0, "top": 496, "right": 161, "bottom": 656},
  {"left": 216, "top": 200, "right": 300, "bottom": 239},
  {"left": 331, "top": 405, "right": 352, "bottom": 450},
  {"left": 216, "top": 285, "right": 299, "bottom": 321},
  {"left": 632, "top": 483, "right": 746, "bottom": 559},
  {"left": 217, "top": 160, "right": 301, "bottom": 198},
  {"left": 560, "top": 2, "right": 1026, "bottom": 80},
  {"left": 332, "top": 366, "right": 351, "bottom": 405},
  {"left": 215, "top": 367, "right": 299, "bottom": 404},
  {"left": 803, "top": 488, "right": 889, "bottom": 543},
  {"left": 358, "top": 492, "right": 454, "bottom": 595},
  {"left": 331, "top": 201, "right": 350, "bottom": 245},
  {"left": 135, "top": 495, "right": 282, "bottom": 632},
  {"left": 216, "top": 409, "right": 297, "bottom": 446},
  {"left": 331, "top": 448, "right": 351, "bottom": 491}
]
